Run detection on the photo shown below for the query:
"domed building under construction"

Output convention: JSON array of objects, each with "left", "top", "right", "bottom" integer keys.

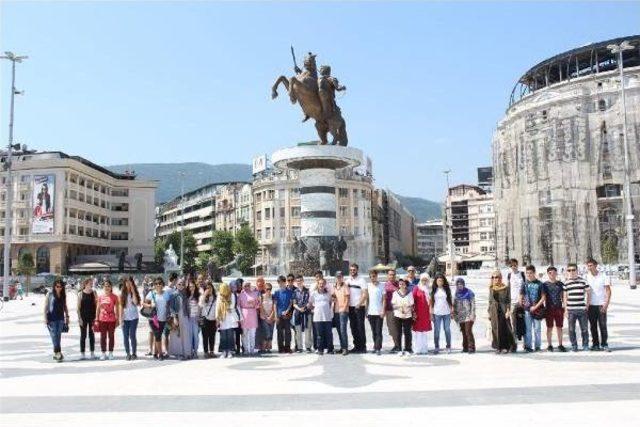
[{"left": 493, "top": 36, "right": 640, "bottom": 266}]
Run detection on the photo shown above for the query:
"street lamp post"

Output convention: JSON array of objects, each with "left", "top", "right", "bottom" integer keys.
[
  {"left": 608, "top": 40, "right": 637, "bottom": 289},
  {"left": 1, "top": 51, "right": 27, "bottom": 301},
  {"left": 179, "top": 171, "right": 185, "bottom": 272},
  {"left": 443, "top": 169, "right": 455, "bottom": 282}
]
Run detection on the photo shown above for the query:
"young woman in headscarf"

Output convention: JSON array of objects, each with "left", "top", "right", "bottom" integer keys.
[
  {"left": 488, "top": 270, "right": 515, "bottom": 354},
  {"left": 412, "top": 273, "right": 432, "bottom": 355},
  {"left": 453, "top": 277, "right": 476, "bottom": 353}
]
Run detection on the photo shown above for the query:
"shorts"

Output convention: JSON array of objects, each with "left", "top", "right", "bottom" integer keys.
[
  {"left": 150, "top": 320, "right": 166, "bottom": 341},
  {"left": 545, "top": 307, "right": 564, "bottom": 328}
]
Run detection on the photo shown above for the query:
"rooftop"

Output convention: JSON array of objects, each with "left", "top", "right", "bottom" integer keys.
[{"left": 509, "top": 35, "right": 640, "bottom": 107}]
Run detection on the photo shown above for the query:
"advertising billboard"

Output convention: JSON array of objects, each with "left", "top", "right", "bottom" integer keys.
[{"left": 31, "top": 174, "right": 55, "bottom": 234}]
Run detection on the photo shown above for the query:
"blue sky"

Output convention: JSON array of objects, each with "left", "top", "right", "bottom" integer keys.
[{"left": 1, "top": 1, "right": 639, "bottom": 201}]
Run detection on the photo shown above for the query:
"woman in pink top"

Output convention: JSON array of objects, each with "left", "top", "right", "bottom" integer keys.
[
  {"left": 95, "top": 280, "right": 120, "bottom": 360},
  {"left": 239, "top": 281, "right": 260, "bottom": 355}
]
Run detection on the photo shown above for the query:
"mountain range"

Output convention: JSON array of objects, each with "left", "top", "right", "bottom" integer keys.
[{"left": 108, "top": 163, "right": 441, "bottom": 221}]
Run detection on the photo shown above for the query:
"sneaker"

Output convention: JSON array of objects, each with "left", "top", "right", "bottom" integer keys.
[
  {"left": 132, "top": 354, "right": 138, "bottom": 360},
  {"left": 547, "top": 345, "right": 554, "bottom": 352},
  {"left": 558, "top": 345, "right": 567, "bottom": 352},
  {"left": 153, "top": 353, "right": 159, "bottom": 360},
  {"left": 145, "top": 351, "right": 153, "bottom": 356},
  {"left": 306, "top": 348, "right": 313, "bottom": 353},
  {"left": 126, "top": 354, "right": 132, "bottom": 361},
  {"left": 80, "top": 352, "right": 86, "bottom": 360},
  {"left": 534, "top": 347, "right": 541, "bottom": 352},
  {"left": 590, "top": 345, "right": 601, "bottom": 352},
  {"left": 571, "top": 345, "right": 578, "bottom": 352},
  {"left": 433, "top": 348, "right": 440, "bottom": 355},
  {"left": 341, "top": 349, "right": 348, "bottom": 356},
  {"left": 108, "top": 352, "right": 115, "bottom": 360},
  {"left": 602, "top": 345, "right": 611, "bottom": 352},
  {"left": 525, "top": 347, "right": 533, "bottom": 353},
  {"left": 446, "top": 348, "right": 452, "bottom": 354},
  {"left": 583, "top": 345, "right": 590, "bottom": 352},
  {"left": 90, "top": 351, "right": 96, "bottom": 360},
  {"left": 100, "top": 353, "right": 107, "bottom": 361},
  {"left": 376, "top": 350, "right": 381, "bottom": 356}
]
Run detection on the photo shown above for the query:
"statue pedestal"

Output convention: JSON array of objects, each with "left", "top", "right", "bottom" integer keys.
[{"left": 272, "top": 144, "right": 363, "bottom": 275}]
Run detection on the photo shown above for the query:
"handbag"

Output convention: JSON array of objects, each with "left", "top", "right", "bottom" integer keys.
[
  {"left": 141, "top": 291, "right": 158, "bottom": 318},
  {"left": 199, "top": 297, "right": 215, "bottom": 327}
]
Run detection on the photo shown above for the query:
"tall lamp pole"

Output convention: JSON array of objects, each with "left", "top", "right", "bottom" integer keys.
[
  {"left": 1, "top": 51, "right": 27, "bottom": 301},
  {"left": 179, "top": 171, "right": 185, "bottom": 273},
  {"left": 443, "top": 169, "right": 455, "bottom": 282},
  {"left": 608, "top": 40, "right": 637, "bottom": 290}
]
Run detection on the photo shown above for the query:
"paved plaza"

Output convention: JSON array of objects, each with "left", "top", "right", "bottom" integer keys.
[{"left": 1, "top": 279, "right": 639, "bottom": 426}]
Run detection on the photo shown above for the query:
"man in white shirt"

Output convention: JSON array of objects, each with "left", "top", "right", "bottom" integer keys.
[
  {"left": 346, "top": 263, "right": 367, "bottom": 353},
  {"left": 585, "top": 258, "right": 612, "bottom": 351},
  {"left": 507, "top": 258, "right": 525, "bottom": 351},
  {"left": 365, "top": 270, "right": 386, "bottom": 355}
]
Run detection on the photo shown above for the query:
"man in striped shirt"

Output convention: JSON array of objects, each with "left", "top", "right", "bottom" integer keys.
[{"left": 563, "top": 263, "right": 590, "bottom": 352}]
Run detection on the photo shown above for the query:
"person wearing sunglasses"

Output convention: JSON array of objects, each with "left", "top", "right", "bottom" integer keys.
[
  {"left": 563, "top": 263, "right": 590, "bottom": 352},
  {"left": 488, "top": 271, "right": 515, "bottom": 354},
  {"left": 44, "top": 278, "right": 69, "bottom": 362}
]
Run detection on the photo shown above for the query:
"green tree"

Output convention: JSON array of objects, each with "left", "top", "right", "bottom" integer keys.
[
  {"left": 234, "top": 225, "right": 259, "bottom": 275},
  {"left": 196, "top": 251, "right": 213, "bottom": 272},
  {"left": 211, "top": 230, "right": 235, "bottom": 266},
  {"left": 15, "top": 251, "right": 35, "bottom": 297},
  {"left": 601, "top": 236, "right": 619, "bottom": 265},
  {"left": 154, "top": 238, "right": 167, "bottom": 266}
]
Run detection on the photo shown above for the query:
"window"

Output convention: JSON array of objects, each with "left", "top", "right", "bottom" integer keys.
[
  {"left": 268, "top": 190, "right": 275, "bottom": 200},
  {"left": 256, "top": 229, "right": 261, "bottom": 239},
  {"left": 339, "top": 206, "right": 348, "bottom": 217},
  {"left": 291, "top": 226, "right": 301, "bottom": 238},
  {"left": 256, "top": 211, "right": 262, "bottom": 221},
  {"left": 19, "top": 227, "right": 28, "bottom": 236},
  {"left": 264, "top": 208, "right": 271, "bottom": 220},
  {"left": 279, "top": 226, "right": 285, "bottom": 238},
  {"left": 20, "top": 175, "right": 30, "bottom": 183},
  {"left": 279, "top": 207, "right": 285, "bottom": 218},
  {"left": 480, "top": 232, "right": 488, "bottom": 240},
  {"left": 598, "top": 99, "right": 606, "bottom": 111},
  {"left": 256, "top": 193, "right": 262, "bottom": 203},
  {"left": 265, "top": 227, "right": 272, "bottom": 239},
  {"left": 340, "top": 225, "right": 348, "bottom": 236},
  {"left": 339, "top": 188, "right": 348, "bottom": 198},
  {"left": 291, "top": 207, "right": 300, "bottom": 218},
  {"left": 290, "top": 188, "right": 300, "bottom": 197},
  {"left": 353, "top": 207, "right": 358, "bottom": 217}
]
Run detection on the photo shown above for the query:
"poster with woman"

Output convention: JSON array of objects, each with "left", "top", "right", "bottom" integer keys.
[{"left": 31, "top": 175, "right": 55, "bottom": 234}]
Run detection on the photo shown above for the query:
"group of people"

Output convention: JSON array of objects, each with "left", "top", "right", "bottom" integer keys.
[
  {"left": 43, "top": 258, "right": 613, "bottom": 362},
  {"left": 489, "top": 258, "right": 612, "bottom": 354}
]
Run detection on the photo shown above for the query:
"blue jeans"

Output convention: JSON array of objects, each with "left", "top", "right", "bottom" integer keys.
[
  {"left": 48, "top": 320, "right": 65, "bottom": 353},
  {"left": 188, "top": 317, "right": 200, "bottom": 353},
  {"left": 314, "top": 321, "right": 333, "bottom": 352},
  {"left": 433, "top": 314, "right": 451, "bottom": 349},
  {"left": 122, "top": 318, "right": 139, "bottom": 355},
  {"left": 568, "top": 310, "right": 589, "bottom": 348},
  {"left": 524, "top": 311, "right": 542, "bottom": 349},
  {"left": 334, "top": 312, "right": 349, "bottom": 350}
]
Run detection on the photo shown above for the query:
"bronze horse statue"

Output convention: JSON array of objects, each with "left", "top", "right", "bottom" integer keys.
[{"left": 271, "top": 51, "right": 348, "bottom": 146}]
